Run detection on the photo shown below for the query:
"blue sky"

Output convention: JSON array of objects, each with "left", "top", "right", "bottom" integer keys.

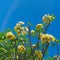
[{"left": 0, "top": 0, "right": 60, "bottom": 57}]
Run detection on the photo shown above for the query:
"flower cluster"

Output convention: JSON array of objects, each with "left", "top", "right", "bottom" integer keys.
[
  {"left": 40, "top": 34, "right": 55, "bottom": 43},
  {"left": 14, "top": 21, "right": 28, "bottom": 36},
  {"left": 42, "top": 14, "right": 55, "bottom": 23},
  {"left": 0, "top": 14, "right": 58, "bottom": 60}
]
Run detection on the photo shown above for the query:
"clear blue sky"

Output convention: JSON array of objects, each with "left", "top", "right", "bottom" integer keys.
[{"left": 0, "top": 0, "right": 60, "bottom": 57}]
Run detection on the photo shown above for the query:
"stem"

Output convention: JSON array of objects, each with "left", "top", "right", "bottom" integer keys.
[
  {"left": 45, "top": 22, "right": 50, "bottom": 33},
  {"left": 56, "top": 41, "right": 59, "bottom": 55},
  {"left": 42, "top": 22, "right": 50, "bottom": 59},
  {"left": 28, "top": 26, "right": 32, "bottom": 50},
  {"left": 42, "top": 44, "right": 44, "bottom": 55},
  {"left": 14, "top": 39, "right": 17, "bottom": 60},
  {"left": 18, "top": 54, "right": 21, "bottom": 60},
  {"left": 37, "top": 31, "right": 40, "bottom": 50},
  {"left": 42, "top": 42, "right": 49, "bottom": 59},
  {"left": 28, "top": 26, "right": 34, "bottom": 60}
]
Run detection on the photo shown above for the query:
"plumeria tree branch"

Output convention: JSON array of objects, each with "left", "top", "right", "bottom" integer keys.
[{"left": 28, "top": 22, "right": 35, "bottom": 60}]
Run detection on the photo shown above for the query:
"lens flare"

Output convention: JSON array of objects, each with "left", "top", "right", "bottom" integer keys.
[{"left": 0, "top": 0, "right": 21, "bottom": 31}]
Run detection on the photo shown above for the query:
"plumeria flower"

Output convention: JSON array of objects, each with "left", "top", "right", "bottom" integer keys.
[
  {"left": 32, "top": 44, "right": 36, "bottom": 48},
  {"left": 54, "top": 55, "right": 60, "bottom": 60},
  {"left": 21, "top": 31, "right": 27, "bottom": 36},
  {"left": 17, "top": 45, "right": 26, "bottom": 53},
  {"left": 49, "top": 35, "right": 55, "bottom": 42},
  {"left": 14, "top": 21, "right": 24, "bottom": 31},
  {"left": 24, "top": 27, "right": 29, "bottom": 32},
  {"left": 14, "top": 26, "right": 20, "bottom": 32},
  {"left": 31, "top": 30, "right": 35, "bottom": 35},
  {"left": 36, "top": 24, "right": 44, "bottom": 31},
  {"left": 18, "top": 21, "right": 24, "bottom": 25},
  {"left": 6, "top": 32, "right": 16, "bottom": 40},
  {"left": 20, "top": 27, "right": 25, "bottom": 31},
  {"left": 16, "top": 23, "right": 21, "bottom": 27},
  {"left": 36, "top": 24, "right": 43, "bottom": 29}
]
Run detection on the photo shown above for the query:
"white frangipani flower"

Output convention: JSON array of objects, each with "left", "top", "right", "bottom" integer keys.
[
  {"left": 25, "top": 27, "right": 29, "bottom": 32},
  {"left": 21, "top": 31, "right": 27, "bottom": 35},
  {"left": 18, "top": 21, "right": 24, "bottom": 25},
  {"left": 31, "top": 30, "right": 35, "bottom": 34}
]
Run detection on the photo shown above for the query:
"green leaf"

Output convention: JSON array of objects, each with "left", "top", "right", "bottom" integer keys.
[
  {"left": 56, "top": 40, "right": 60, "bottom": 44},
  {"left": 51, "top": 43, "right": 56, "bottom": 47},
  {"left": 27, "top": 22, "right": 32, "bottom": 26},
  {"left": 0, "top": 32, "right": 5, "bottom": 40}
]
